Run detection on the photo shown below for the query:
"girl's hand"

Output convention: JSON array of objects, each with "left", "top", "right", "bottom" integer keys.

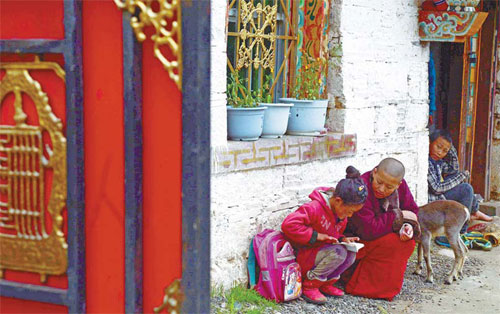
[
  {"left": 317, "top": 233, "right": 338, "bottom": 243},
  {"left": 341, "top": 237, "right": 360, "bottom": 243}
]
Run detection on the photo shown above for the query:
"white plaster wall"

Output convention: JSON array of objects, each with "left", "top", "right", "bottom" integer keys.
[
  {"left": 491, "top": 144, "right": 500, "bottom": 200},
  {"left": 340, "top": 0, "right": 429, "bottom": 205},
  {"left": 210, "top": 0, "right": 430, "bottom": 288},
  {"left": 211, "top": 0, "right": 228, "bottom": 148}
]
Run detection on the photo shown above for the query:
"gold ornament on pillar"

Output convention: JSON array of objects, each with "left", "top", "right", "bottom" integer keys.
[
  {"left": 153, "top": 279, "right": 184, "bottom": 313},
  {"left": 114, "top": 0, "right": 183, "bottom": 90}
]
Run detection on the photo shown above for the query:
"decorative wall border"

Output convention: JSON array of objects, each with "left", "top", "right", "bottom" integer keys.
[
  {"left": 212, "top": 133, "right": 357, "bottom": 174},
  {"left": 0, "top": 1, "right": 86, "bottom": 312}
]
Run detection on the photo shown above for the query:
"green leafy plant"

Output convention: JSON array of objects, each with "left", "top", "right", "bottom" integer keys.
[
  {"left": 291, "top": 54, "right": 326, "bottom": 100},
  {"left": 227, "top": 70, "right": 276, "bottom": 107},
  {"left": 227, "top": 71, "right": 261, "bottom": 108},
  {"left": 259, "top": 73, "right": 274, "bottom": 103}
]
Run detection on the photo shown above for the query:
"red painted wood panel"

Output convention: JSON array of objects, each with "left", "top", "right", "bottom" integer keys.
[
  {"left": 0, "top": 0, "right": 67, "bottom": 313},
  {"left": 0, "top": 55, "right": 69, "bottom": 313},
  {"left": 82, "top": 2, "right": 125, "bottom": 313},
  {"left": 0, "top": 297, "right": 67, "bottom": 313},
  {"left": 0, "top": 1, "right": 67, "bottom": 312},
  {"left": 141, "top": 34, "right": 183, "bottom": 312},
  {"left": 0, "top": 0, "right": 64, "bottom": 39},
  {"left": 0, "top": 53, "right": 68, "bottom": 286}
]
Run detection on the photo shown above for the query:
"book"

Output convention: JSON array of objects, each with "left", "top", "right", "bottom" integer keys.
[{"left": 341, "top": 242, "right": 364, "bottom": 253}]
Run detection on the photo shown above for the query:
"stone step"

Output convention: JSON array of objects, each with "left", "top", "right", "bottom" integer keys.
[{"left": 479, "top": 201, "right": 500, "bottom": 217}]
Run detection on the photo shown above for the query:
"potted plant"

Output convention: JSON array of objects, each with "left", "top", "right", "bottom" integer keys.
[
  {"left": 226, "top": 72, "right": 267, "bottom": 141},
  {"left": 259, "top": 74, "right": 294, "bottom": 138},
  {"left": 280, "top": 54, "right": 328, "bottom": 136}
]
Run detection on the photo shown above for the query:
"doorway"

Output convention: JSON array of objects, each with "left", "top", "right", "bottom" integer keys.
[
  {"left": 428, "top": 1, "right": 499, "bottom": 200},
  {"left": 429, "top": 37, "right": 478, "bottom": 173}
]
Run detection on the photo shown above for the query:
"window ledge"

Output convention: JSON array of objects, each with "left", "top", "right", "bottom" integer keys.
[{"left": 212, "top": 133, "right": 357, "bottom": 174}]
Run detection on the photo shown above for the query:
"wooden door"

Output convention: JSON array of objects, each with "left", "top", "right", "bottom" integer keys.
[
  {"left": 1, "top": 1, "right": 83, "bottom": 312},
  {"left": 471, "top": 2, "right": 499, "bottom": 199}
]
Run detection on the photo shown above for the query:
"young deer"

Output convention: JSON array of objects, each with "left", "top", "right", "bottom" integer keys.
[{"left": 413, "top": 200, "right": 470, "bottom": 284}]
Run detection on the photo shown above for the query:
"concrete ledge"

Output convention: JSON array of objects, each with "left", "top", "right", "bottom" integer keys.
[
  {"left": 211, "top": 133, "right": 356, "bottom": 174},
  {"left": 479, "top": 201, "right": 500, "bottom": 217}
]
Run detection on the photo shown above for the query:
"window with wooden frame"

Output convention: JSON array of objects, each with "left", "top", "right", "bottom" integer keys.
[{"left": 227, "top": 0, "right": 298, "bottom": 101}]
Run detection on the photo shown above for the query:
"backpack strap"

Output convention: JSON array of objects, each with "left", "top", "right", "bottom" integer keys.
[{"left": 247, "top": 237, "right": 258, "bottom": 288}]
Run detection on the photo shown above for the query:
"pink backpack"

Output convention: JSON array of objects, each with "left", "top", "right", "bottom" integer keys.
[{"left": 248, "top": 229, "right": 302, "bottom": 303}]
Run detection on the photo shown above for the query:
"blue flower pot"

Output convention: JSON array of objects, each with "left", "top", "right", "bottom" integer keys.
[
  {"left": 260, "top": 103, "right": 294, "bottom": 138},
  {"left": 279, "top": 98, "right": 328, "bottom": 136},
  {"left": 227, "top": 106, "right": 267, "bottom": 141}
]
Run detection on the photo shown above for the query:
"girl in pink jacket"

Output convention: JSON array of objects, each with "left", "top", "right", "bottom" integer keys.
[{"left": 281, "top": 166, "right": 367, "bottom": 304}]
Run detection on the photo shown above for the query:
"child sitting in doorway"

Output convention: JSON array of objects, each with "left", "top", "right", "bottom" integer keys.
[
  {"left": 281, "top": 166, "right": 367, "bottom": 304},
  {"left": 428, "top": 129, "right": 493, "bottom": 240}
]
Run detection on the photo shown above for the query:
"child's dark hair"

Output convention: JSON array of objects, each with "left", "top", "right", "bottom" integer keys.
[
  {"left": 334, "top": 166, "right": 368, "bottom": 205},
  {"left": 430, "top": 129, "right": 452, "bottom": 144}
]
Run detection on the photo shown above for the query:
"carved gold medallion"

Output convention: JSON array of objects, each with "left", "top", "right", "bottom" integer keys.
[
  {"left": 236, "top": 0, "right": 278, "bottom": 70},
  {"left": 0, "top": 59, "right": 67, "bottom": 282}
]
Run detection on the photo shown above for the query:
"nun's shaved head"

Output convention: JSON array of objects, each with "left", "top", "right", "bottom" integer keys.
[{"left": 377, "top": 158, "right": 405, "bottom": 180}]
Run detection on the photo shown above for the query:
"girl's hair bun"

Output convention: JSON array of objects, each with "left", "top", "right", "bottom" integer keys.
[
  {"left": 334, "top": 166, "right": 367, "bottom": 205},
  {"left": 346, "top": 166, "right": 360, "bottom": 179}
]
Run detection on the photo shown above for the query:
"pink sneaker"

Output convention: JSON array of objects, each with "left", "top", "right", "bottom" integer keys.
[
  {"left": 302, "top": 280, "right": 327, "bottom": 304},
  {"left": 320, "top": 279, "right": 344, "bottom": 297},
  {"left": 320, "top": 285, "right": 344, "bottom": 296}
]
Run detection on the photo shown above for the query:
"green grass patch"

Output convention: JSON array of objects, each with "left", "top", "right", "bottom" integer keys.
[{"left": 212, "top": 284, "right": 279, "bottom": 314}]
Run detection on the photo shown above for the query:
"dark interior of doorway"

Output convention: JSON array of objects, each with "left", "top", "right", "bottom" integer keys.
[{"left": 429, "top": 42, "right": 464, "bottom": 151}]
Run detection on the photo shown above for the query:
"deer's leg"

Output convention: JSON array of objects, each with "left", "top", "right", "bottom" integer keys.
[
  {"left": 446, "top": 232, "right": 464, "bottom": 285},
  {"left": 457, "top": 235, "right": 468, "bottom": 278},
  {"left": 422, "top": 232, "right": 433, "bottom": 283},
  {"left": 413, "top": 243, "right": 424, "bottom": 276},
  {"left": 458, "top": 254, "right": 465, "bottom": 279}
]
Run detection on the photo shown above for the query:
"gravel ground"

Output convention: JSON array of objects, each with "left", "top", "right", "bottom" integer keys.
[{"left": 210, "top": 247, "right": 485, "bottom": 314}]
